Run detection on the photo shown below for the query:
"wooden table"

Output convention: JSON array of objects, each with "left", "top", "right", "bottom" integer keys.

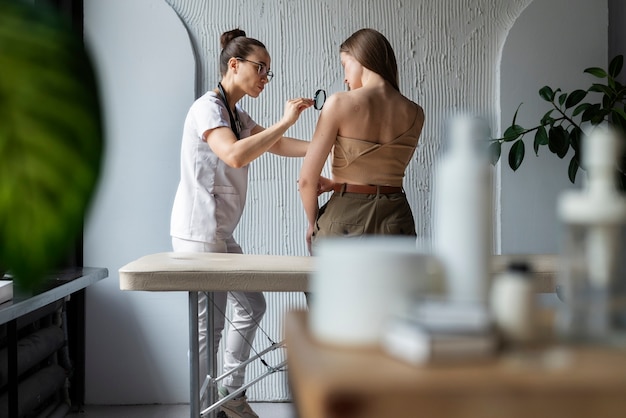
[{"left": 285, "top": 310, "right": 626, "bottom": 418}]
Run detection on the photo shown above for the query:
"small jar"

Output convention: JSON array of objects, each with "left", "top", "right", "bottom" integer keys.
[{"left": 490, "top": 261, "right": 536, "bottom": 345}]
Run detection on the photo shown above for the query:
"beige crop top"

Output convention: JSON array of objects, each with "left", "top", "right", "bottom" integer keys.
[{"left": 331, "top": 105, "right": 422, "bottom": 187}]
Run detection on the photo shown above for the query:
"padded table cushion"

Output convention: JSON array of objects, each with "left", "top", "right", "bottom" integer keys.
[
  {"left": 119, "top": 252, "right": 313, "bottom": 292},
  {"left": 119, "top": 252, "right": 558, "bottom": 294}
]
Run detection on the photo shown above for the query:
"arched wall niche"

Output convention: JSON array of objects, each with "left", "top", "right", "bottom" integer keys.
[
  {"left": 163, "top": 0, "right": 536, "bottom": 401},
  {"left": 499, "top": 0, "right": 607, "bottom": 254}
]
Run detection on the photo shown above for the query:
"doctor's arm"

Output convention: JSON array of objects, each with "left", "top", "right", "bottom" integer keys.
[
  {"left": 205, "top": 97, "right": 312, "bottom": 168},
  {"left": 267, "top": 134, "right": 309, "bottom": 157}
]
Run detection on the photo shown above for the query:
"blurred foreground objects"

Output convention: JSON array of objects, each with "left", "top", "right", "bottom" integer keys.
[
  {"left": 0, "top": 0, "right": 103, "bottom": 292},
  {"left": 557, "top": 126, "right": 626, "bottom": 343}
]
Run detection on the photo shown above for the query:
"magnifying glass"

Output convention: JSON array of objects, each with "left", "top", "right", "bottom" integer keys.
[{"left": 313, "top": 89, "right": 326, "bottom": 110}]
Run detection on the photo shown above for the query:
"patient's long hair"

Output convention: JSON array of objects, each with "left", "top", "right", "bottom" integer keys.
[{"left": 340, "top": 28, "right": 399, "bottom": 91}]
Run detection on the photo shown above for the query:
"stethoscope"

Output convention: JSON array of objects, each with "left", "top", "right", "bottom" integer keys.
[{"left": 217, "top": 82, "right": 242, "bottom": 140}]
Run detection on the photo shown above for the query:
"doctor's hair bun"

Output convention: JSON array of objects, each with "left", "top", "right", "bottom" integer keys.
[{"left": 221, "top": 29, "right": 247, "bottom": 49}]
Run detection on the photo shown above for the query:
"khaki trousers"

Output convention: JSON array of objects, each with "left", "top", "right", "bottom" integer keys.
[{"left": 313, "top": 190, "right": 416, "bottom": 243}]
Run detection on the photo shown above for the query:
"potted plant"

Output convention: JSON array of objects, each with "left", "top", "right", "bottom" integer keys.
[{"left": 489, "top": 55, "right": 626, "bottom": 188}]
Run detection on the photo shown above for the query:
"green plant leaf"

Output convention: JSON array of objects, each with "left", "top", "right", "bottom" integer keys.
[
  {"left": 614, "top": 80, "right": 626, "bottom": 98},
  {"left": 585, "top": 67, "right": 608, "bottom": 78},
  {"left": 502, "top": 124, "right": 525, "bottom": 142},
  {"left": 572, "top": 102, "right": 591, "bottom": 116},
  {"left": 565, "top": 89, "right": 587, "bottom": 109},
  {"left": 592, "top": 108, "right": 609, "bottom": 125},
  {"left": 488, "top": 141, "right": 501, "bottom": 166},
  {"left": 511, "top": 103, "right": 522, "bottom": 126},
  {"left": 541, "top": 109, "right": 555, "bottom": 125},
  {"left": 558, "top": 93, "right": 567, "bottom": 107},
  {"left": 611, "top": 107, "right": 626, "bottom": 133},
  {"left": 581, "top": 103, "right": 602, "bottom": 123},
  {"left": 0, "top": 1, "right": 103, "bottom": 291},
  {"left": 568, "top": 157, "right": 579, "bottom": 184},
  {"left": 569, "top": 127, "right": 583, "bottom": 153},
  {"left": 539, "top": 86, "right": 555, "bottom": 102},
  {"left": 533, "top": 126, "right": 548, "bottom": 155},
  {"left": 508, "top": 140, "right": 525, "bottom": 171},
  {"left": 613, "top": 106, "right": 626, "bottom": 120},
  {"left": 548, "top": 126, "right": 569, "bottom": 158},
  {"left": 609, "top": 55, "right": 624, "bottom": 78},
  {"left": 589, "top": 83, "right": 614, "bottom": 96},
  {"left": 603, "top": 94, "right": 612, "bottom": 110},
  {"left": 608, "top": 76, "right": 616, "bottom": 90}
]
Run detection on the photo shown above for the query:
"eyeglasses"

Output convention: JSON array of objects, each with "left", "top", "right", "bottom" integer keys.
[{"left": 236, "top": 57, "right": 274, "bottom": 82}]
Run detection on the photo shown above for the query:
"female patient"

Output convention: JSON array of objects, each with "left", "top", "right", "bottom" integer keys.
[{"left": 299, "top": 28, "right": 425, "bottom": 253}]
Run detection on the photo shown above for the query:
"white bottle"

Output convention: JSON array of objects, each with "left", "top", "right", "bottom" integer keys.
[
  {"left": 434, "top": 116, "right": 493, "bottom": 305},
  {"left": 490, "top": 261, "right": 536, "bottom": 344},
  {"left": 557, "top": 126, "right": 626, "bottom": 340}
]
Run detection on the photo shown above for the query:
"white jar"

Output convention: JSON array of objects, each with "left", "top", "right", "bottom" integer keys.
[
  {"left": 490, "top": 262, "right": 536, "bottom": 344},
  {"left": 310, "top": 237, "right": 435, "bottom": 347}
]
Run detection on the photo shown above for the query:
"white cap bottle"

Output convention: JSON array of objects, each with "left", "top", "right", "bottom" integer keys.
[{"left": 434, "top": 116, "right": 493, "bottom": 305}]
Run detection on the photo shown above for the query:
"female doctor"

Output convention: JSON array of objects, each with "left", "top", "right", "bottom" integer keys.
[{"left": 170, "top": 29, "right": 313, "bottom": 418}]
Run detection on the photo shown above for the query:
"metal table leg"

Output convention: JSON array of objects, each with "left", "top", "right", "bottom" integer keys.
[
  {"left": 189, "top": 292, "right": 200, "bottom": 418},
  {"left": 191, "top": 291, "right": 217, "bottom": 418},
  {"left": 194, "top": 291, "right": 286, "bottom": 417},
  {"left": 206, "top": 292, "right": 217, "bottom": 418}
]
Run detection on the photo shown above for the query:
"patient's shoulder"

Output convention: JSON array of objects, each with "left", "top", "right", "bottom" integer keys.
[{"left": 324, "top": 90, "right": 370, "bottom": 117}]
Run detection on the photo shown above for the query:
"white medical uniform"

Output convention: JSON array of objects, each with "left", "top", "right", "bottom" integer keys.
[{"left": 170, "top": 91, "right": 266, "bottom": 397}]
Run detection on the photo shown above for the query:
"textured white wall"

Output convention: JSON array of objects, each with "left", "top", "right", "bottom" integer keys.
[
  {"left": 82, "top": 0, "right": 606, "bottom": 405},
  {"left": 165, "top": 0, "right": 532, "bottom": 252}
]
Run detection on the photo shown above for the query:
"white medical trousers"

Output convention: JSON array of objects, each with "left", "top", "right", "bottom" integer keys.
[{"left": 172, "top": 237, "right": 266, "bottom": 398}]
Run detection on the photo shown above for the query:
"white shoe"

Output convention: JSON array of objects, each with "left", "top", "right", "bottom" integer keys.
[{"left": 218, "top": 387, "right": 259, "bottom": 418}]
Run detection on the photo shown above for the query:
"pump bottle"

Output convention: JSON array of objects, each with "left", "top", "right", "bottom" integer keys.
[
  {"left": 557, "top": 126, "right": 626, "bottom": 341},
  {"left": 434, "top": 116, "right": 493, "bottom": 305}
]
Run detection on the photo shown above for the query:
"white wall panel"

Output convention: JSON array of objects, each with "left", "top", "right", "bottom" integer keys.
[{"left": 83, "top": 0, "right": 194, "bottom": 405}]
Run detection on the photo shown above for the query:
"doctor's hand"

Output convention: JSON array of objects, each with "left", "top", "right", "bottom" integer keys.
[{"left": 281, "top": 97, "right": 314, "bottom": 126}]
